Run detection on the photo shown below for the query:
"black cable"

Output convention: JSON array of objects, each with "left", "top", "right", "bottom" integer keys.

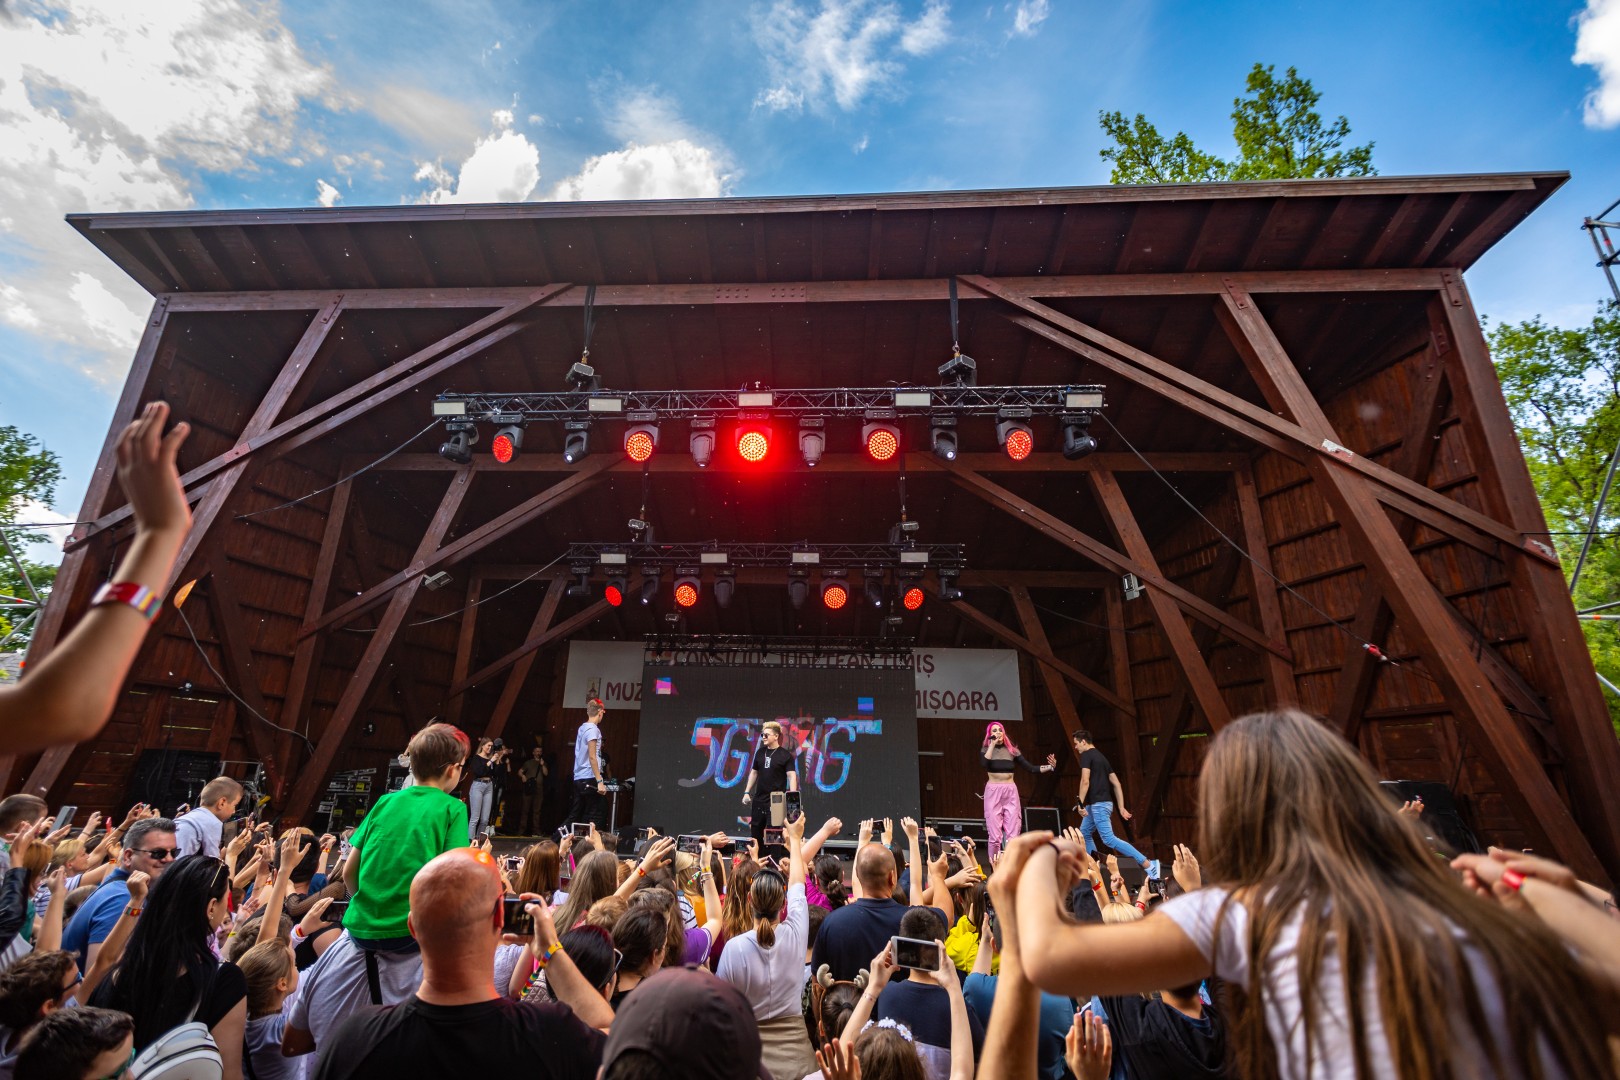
[
  {"left": 582, "top": 285, "right": 597, "bottom": 360},
  {"left": 234, "top": 420, "right": 441, "bottom": 521},
  {"left": 174, "top": 600, "right": 316, "bottom": 756},
  {"left": 948, "top": 277, "right": 960, "bottom": 352},
  {"left": 340, "top": 549, "right": 570, "bottom": 632}
]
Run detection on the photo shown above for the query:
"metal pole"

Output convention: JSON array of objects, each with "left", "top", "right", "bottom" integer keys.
[
  {"left": 1577, "top": 597, "right": 1620, "bottom": 615},
  {"left": 1569, "top": 434, "right": 1620, "bottom": 595},
  {"left": 0, "top": 528, "right": 40, "bottom": 606},
  {"left": 1586, "top": 223, "right": 1620, "bottom": 304},
  {"left": 1597, "top": 671, "right": 1620, "bottom": 698}
]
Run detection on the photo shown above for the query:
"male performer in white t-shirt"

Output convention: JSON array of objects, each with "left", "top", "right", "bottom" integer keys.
[{"left": 564, "top": 698, "right": 608, "bottom": 828}]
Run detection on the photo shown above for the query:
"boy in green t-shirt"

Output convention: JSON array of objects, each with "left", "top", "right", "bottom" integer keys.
[{"left": 342, "top": 722, "right": 470, "bottom": 943}]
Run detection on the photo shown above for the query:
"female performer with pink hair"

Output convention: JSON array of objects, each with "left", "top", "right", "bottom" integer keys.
[{"left": 979, "top": 722, "right": 1055, "bottom": 859}]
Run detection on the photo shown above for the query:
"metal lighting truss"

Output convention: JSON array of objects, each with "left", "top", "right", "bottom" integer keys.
[
  {"left": 431, "top": 383, "right": 1105, "bottom": 423},
  {"left": 574, "top": 541, "right": 964, "bottom": 574}
]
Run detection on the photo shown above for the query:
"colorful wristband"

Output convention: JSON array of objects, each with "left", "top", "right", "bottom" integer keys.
[
  {"left": 91, "top": 582, "right": 161, "bottom": 621},
  {"left": 1500, "top": 867, "right": 1527, "bottom": 891}
]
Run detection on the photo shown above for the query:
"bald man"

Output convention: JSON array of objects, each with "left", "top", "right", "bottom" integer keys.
[
  {"left": 810, "top": 843, "right": 949, "bottom": 981},
  {"left": 310, "top": 848, "right": 604, "bottom": 1079}
]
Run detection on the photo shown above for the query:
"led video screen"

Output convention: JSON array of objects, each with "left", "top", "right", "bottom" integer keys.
[{"left": 631, "top": 663, "right": 921, "bottom": 838}]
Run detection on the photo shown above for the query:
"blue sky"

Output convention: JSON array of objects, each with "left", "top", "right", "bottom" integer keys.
[{"left": 3, "top": 0, "right": 1620, "bottom": 559}]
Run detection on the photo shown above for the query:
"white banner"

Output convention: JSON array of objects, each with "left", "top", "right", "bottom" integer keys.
[{"left": 563, "top": 641, "right": 1023, "bottom": 721}]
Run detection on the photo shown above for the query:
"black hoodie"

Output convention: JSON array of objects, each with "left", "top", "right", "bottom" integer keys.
[{"left": 1098, "top": 993, "right": 1232, "bottom": 1079}]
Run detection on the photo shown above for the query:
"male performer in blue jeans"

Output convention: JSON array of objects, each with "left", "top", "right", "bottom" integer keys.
[
  {"left": 565, "top": 698, "right": 608, "bottom": 828},
  {"left": 1072, "top": 731, "right": 1159, "bottom": 880}
]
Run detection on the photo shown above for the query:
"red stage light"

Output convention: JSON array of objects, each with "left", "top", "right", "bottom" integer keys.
[
  {"left": 605, "top": 584, "right": 624, "bottom": 607},
  {"left": 865, "top": 426, "right": 899, "bottom": 462},
  {"left": 822, "top": 581, "right": 848, "bottom": 610},
  {"left": 492, "top": 435, "right": 515, "bottom": 463},
  {"left": 1004, "top": 427, "right": 1033, "bottom": 461},
  {"left": 674, "top": 583, "right": 698, "bottom": 607},
  {"left": 737, "top": 426, "right": 770, "bottom": 462},
  {"left": 625, "top": 430, "right": 656, "bottom": 463},
  {"left": 903, "top": 587, "right": 924, "bottom": 610}
]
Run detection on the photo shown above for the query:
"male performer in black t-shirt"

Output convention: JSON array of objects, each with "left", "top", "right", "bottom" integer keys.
[
  {"left": 1073, "top": 730, "right": 1159, "bottom": 880},
  {"left": 740, "top": 720, "right": 798, "bottom": 846}
]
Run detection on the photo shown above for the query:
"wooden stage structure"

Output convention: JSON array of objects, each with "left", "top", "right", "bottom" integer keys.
[{"left": 8, "top": 173, "right": 1620, "bottom": 884}]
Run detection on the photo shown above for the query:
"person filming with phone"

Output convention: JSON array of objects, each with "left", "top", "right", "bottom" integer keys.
[{"left": 739, "top": 721, "right": 797, "bottom": 849}]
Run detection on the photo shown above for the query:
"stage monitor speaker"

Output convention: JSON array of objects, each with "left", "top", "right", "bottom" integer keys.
[
  {"left": 926, "top": 817, "right": 988, "bottom": 844},
  {"left": 1380, "top": 779, "right": 1481, "bottom": 854},
  {"left": 125, "top": 750, "right": 221, "bottom": 816},
  {"left": 1023, "top": 807, "right": 1062, "bottom": 834}
]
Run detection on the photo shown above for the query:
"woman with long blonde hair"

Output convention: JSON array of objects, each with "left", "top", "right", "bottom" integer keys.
[{"left": 1011, "top": 708, "right": 1618, "bottom": 1079}]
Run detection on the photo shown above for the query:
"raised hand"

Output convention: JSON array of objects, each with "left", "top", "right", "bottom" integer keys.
[
  {"left": 8, "top": 821, "right": 38, "bottom": 867},
  {"left": 881, "top": 818, "right": 894, "bottom": 847},
  {"left": 125, "top": 870, "right": 150, "bottom": 904},
  {"left": 1065, "top": 1011, "right": 1112, "bottom": 1080},
  {"left": 706, "top": 831, "right": 730, "bottom": 849},
  {"left": 785, "top": 811, "right": 806, "bottom": 842},
  {"left": 857, "top": 819, "right": 874, "bottom": 848},
  {"left": 1398, "top": 796, "right": 1425, "bottom": 819},
  {"left": 44, "top": 822, "right": 73, "bottom": 846},
  {"left": 816, "top": 1039, "right": 862, "bottom": 1080},
  {"left": 44, "top": 867, "right": 65, "bottom": 896},
  {"left": 820, "top": 816, "right": 844, "bottom": 837},
  {"left": 1171, "top": 843, "right": 1201, "bottom": 892},
  {"left": 639, "top": 836, "right": 676, "bottom": 874},
  {"left": 1485, "top": 847, "right": 1579, "bottom": 894},
  {"left": 298, "top": 896, "right": 335, "bottom": 936},
  {"left": 1045, "top": 753, "right": 1058, "bottom": 771},
  {"left": 867, "top": 941, "right": 897, "bottom": 992},
  {"left": 79, "top": 811, "right": 103, "bottom": 839},
  {"left": 921, "top": 937, "right": 959, "bottom": 994},
  {"left": 118, "top": 804, "right": 145, "bottom": 831},
  {"left": 116, "top": 401, "right": 191, "bottom": 537},
  {"left": 987, "top": 831, "right": 1050, "bottom": 913},
  {"left": 901, "top": 817, "right": 919, "bottom": 840},
  {"left": 281, "top": 829, "right": 311, "bottom": 871}
]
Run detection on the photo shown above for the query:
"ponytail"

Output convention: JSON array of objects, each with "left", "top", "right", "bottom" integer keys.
[
  {"left": 748, "top": 868, "right": 787, "bottom": 950},
  {"left": 755, "top": 913, "right": 777, "bottom": 949}
]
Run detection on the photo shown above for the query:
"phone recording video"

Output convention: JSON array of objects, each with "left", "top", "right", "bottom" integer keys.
[
  {"left": 326, "top": 899, "right": 349, "bottom": 919},
  {"left": 571, "top": 822, "right": 592, "bottom": 839},
  {"left": 763, "top": 827, "right": 785, "bottom": 847},
  {"left": 926, "top": 835, "right": 944, "bottom": 861},
  {"left": 676, "top": 833, "right": 705, "bottom": 855},
  {"left": 784, "top": 790, "right": 803, "bottom": 823},
  {"left": 891, "top": 936, "right": 941, "bottom": 971},
  {"left": 503, "top": 855, "right": 522, "bottom": 872},
  {"left": 502, "top": 896, "right": 533, "bottom": 936}
]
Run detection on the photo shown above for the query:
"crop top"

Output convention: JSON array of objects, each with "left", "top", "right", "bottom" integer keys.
[{"left": 981, "top": 750, "right": 1042, "bottom": 774}]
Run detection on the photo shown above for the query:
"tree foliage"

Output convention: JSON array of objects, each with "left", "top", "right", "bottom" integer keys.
[
  {"left": 1099, "top": 64, "right": 1376, "bottom": 184},
  {"left": 0, "top": 426, "right": 63, "bottom": 647}
]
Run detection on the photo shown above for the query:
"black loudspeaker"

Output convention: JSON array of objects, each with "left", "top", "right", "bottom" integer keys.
[
  {"left": 125, "top": 750, "right": 221, "bottom": 816},
  {"left": 1023, "top": 807, "right": 1062, "bottom": 833},
  {"left": 926, "top": 817, "right": 989, "bottom": 844},
  {"left": 1380, "top": 780, "right": 1482, "bottom": 854}
]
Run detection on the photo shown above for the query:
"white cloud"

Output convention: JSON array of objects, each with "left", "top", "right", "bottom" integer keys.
[
  {"left": 366, "top": 83, "right": 485, "bottom": 156},
  {"left": 0, "top": 0, "right": 333, "bottom": 380},
  {"left": 1575, "top": 0, "right": 1620, "bottom": 127},
  {"left": 853, "top": 133, "right": 870, "bottom": 153},
  {"left": 752, "top": 0, "right": 951, "bottom": 113},
  {"left": 13, "top": 500, "right": 75, "bottom": 553},
  {"left": 548, "top": 140, "right": 733, "bottom": 202},
  {"left": 414, "top": 110, "right": 541, "bottom": 204},
  {"left": 1010, "top": 0, "right": 1050, "bottom": 37},
  {"left": 315, "top": 179, "right": 342, "bottom": 207}
]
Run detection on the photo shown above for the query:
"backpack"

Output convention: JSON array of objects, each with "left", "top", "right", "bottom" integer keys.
[{"left": 129, "top": 988, "right": 223, "bottom": 1080}]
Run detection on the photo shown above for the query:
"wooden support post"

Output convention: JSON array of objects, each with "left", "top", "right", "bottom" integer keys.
[
  {"left": 446, "top": 575, "right": 483, "bottom": 727},
  {"left": 1008, "top": 586, "right": 1084, "bottom": 740},
  {"left": 283, "top": 469, "right": 474, "bottom": 823},
  {"left": 204, "top": 569, "right": 282, "bottom": 796},
  {"left": 448, "top": 601, "right": 611, "bottom": 697},
  {"left": 1218, "top": 288, "right": 1607, "bottom": 883},
  {"left": 1232, "top": 464, "right": 1296, "bottom": 706},
  {"left": 164, "top": 295, "right": 343, "bottom": 593},
  {"left": 483, "top": 574, "right": 567, "bottom": 743},
  {"left": 1101, "top": 585, "right": 1143, "bottom": 793},
  {"left": 1434, "top": 283, "right": 1620, "bottom": 881},
  {"left": 1090, "top": 472, "right": 1233, "bottom": 733}
]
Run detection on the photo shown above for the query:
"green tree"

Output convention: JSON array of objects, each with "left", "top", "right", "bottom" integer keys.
[
  {"left": 1099, "top": 63, "right": 1376, "bottom": 184},
  {"left": 1489, "top": 303, "right": 1620, "bottom": 727},
  {"left": 0, "top": 425, "right": 63, "bottom": 648}
]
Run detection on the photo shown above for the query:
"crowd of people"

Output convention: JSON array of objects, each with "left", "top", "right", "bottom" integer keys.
[{"left": 1, "top": 404, "right": 1619, "bottom": 1079}]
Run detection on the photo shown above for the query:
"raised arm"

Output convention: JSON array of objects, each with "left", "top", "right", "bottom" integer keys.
[
  {"left": 786, "top": 812, "right": 807, "bottom": 888},
  {"left": 617, "top": 837, "right": 675, "bottom": 900},
  {"left": 839, "top": 944, "right": 896, "bottom": 1051},
  {"left": 930, "top": 940, "right": 975, "bottom": 1080},
  {"left": 698, "top": 837, "right": 725, "bottom": 939},
  {"left": 257, "top": 831, "right": 307, "bottom": 947},
  {"left": 801, "top": 817, "right": 842, "bottom": 863},
  {"left": 82, "top": 871, "right": 148, "bottom": 1004},
  {"left": 526, "top": 899, "right": 615, "bottom": 1031},
  {"left": 36, "top": 869, "right": 66, "bottom": 952},
  {"left": 904, "top": 817, "right": 924, "bottom": 907}
]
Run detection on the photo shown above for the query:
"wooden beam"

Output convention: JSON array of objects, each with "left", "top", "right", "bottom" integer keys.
[
  {"left": 446, "top": 575, "right": 483, "bottom": 726},
  {"left": 1009, "top": 585, "right": 1084, "bottom": 743},
  {"left": 1101, "top": 581, "right": 1143, "bottom": 796},
  {"left": 1217, "top": 287, "right": 1606, "bottom": 883},
  {"left": 448, "top": 600, "right": 612, "bottom": 697},
  {"left": 1435, "top": 282, "right": 1620, "bottom": 882},
  {"left": 8, "top": 298, "right": 174, "bottom": 796},
  {"left": 299, "top": 455, "right": 616, "bottom": 639},
  {"left": 962, "top": 275, "right": 1558, "bottom": 569},
  {"left": 483, "top": 574, "right": 567, "bottom": 743},
  {"left": 1137, "top": 544, "right": 1247, "bottom": 834},
  {"left": 1232, "top": 465, "right": 1296, "bottom": 705},
  {"left": 153, "top": 269, "right": 1452, "bottom": 313},
  {"left": 204, "top": 570, "right": 282, "bottom": 795},
  {"left": 1090, "top": 471, "right": 1233, "bottom": 732},
  {"left": 362, "top": 451, "right": 1247, "bottom": 475},
  {"left": 283, "top": 469, "right": 474, "bottom": 823},
  {"left": 921, "top": 456, "right": 1291, "bottom": 662},
  {"left": 932, "top": 589, "right": 1135, "bottom": 716},
  {"left": 164, "top": 295, "right": 343, "bottom": 593},
  {"left": 70, "top": 285, "right": 572, "bottom": 546}
]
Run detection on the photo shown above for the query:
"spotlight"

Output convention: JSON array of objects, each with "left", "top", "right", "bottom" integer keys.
[
  {"left": 690, "top": 417, "right": 716, "bottom": 468},
  {"left": 736, "top": 422, "right": 771, "bottom": 463},
  {"left": 624, "top": 417, "right": 659, "bottom": 463},
  {"left": 863, "top": 571, "right": 886, "bottom": 608},
  {"left": 563, "top": 421, "right": 592, "bottom": 464},
  {"left": 821, "top": 572, "right": 850, "bottom": 611},
  {"left": 903, "top": 586, "right": 925, "bottom": 611},
  {"left": 437, "top": 422, "right": 477, "bottom": 465},
  {"left": 798, "top": 416, "right": 826, "bottom": 468},
  {"left": 929, "top": 414, "right": 958, "bottom": 462},
  {"left": 862, "top": 421, "right": 900, "bottom": 462},
  {"left": 938, "top": 349, "right": 977, "bottom": 386},
  {"left": 788, "top": 570, "right": 809, "bottom": 610},
  {"left": 638, "top": 568, "right": 661, "bottom": 606},
  {"left": 1061, "top": 413, "right": 1098, "bottom": 460},
  {"left": 937, "top": 569, "right": 964, "bottom": 603},
  {"left": 564, "top": 565, "right": 592, "bottom": 600},
  {"left": 566, "top": 361, "right": 599, "bottom": 392},
  {"left": 996, "top": 409, "right": 1034, "bottom": 462},
  {"left": 713, "top": 572, "right": 736, "bottom": 609},
  {"left": 673, "top": 571, "right": 700, "bottom": 609},
  {"left": 491, "top": 423, "right": 524, "bottom": 464},
  {"left": 604, "top": 574, "right": 629, "bottom": 607}
]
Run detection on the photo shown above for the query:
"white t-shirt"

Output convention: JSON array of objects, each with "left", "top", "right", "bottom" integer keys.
[
  {"left": 573, "top": 722, "right": 602, "bottom": 781},
  {"left": 285, "top": 931, "right": 422, "bottom": 1075},
  {"left": 715, "top": 882, "right": 809, "bottom": 1022},
  {"left": 173, "top": 807, "right": 223, "bottom": 860},
  {"left": 1159, "top": 887, "right": 1548, "bottom": 1080}
]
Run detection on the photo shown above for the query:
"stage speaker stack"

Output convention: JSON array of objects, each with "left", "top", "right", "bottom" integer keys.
[
  {"left": 1380, "top": 780, "right": 1482, "bottom": 854},
  {"left": 125, "top": 750, "right": 221, "bottom": 816},
  {"left": 926, "top": 817, "right": 989, "bottom": 844}
]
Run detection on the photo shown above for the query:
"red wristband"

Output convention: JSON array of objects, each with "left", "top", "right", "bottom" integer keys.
[
  {"left": 91, "top": 581, "right": 161, "bottom": 621},
  {"left": 1135, "top": 901, "right": 1147, "bottom": 911},
  {"left": 1500, "top": 867, "right": 1526, "bottom": 891}
]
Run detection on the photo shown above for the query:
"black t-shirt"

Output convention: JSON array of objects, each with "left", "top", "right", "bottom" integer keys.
[
  {"left": 90, "top": 960, "right": 247, "bottom": 1052},
  {"left": 469, "top": 756, "right": 494, "bottom": 782},
  {"left": 1078, "top": 747, "right": 1114, "bottom": 805},
  {"left": 809, "top": 898, "right": 950, "bottom": 982},
  {"left": 1099, "top": 995, "right": 1230, "bottom": 1078},
  {"left": 311, "top": 996, "right": 604, "bottom": 1080},
  {"left": 751, "top": 746, "right": 793, "bottom": 797}
]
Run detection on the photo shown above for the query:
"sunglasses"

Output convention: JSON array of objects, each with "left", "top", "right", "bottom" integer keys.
[
  {"left": 133, "top": 847, "right": 181, "bottom": 860},
  {"left": 92, "top": 1045, "right": 136, "bottom": 1080},
  {"left": 613, "top": 947, "right": 625, "bottom": 972}
]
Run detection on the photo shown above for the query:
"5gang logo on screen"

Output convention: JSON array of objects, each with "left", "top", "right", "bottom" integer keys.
[{"left": 679, "top": 717, "right": 883, "bottom": 793}]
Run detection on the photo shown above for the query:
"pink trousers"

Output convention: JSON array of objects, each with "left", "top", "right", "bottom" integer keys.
[{"left": 984, "top": 782, "right": 1022, "bottom": 860}]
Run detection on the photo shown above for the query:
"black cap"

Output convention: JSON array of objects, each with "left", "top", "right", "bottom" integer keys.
[{"left": 601, "top": 967, "right": 774, "bottom": 1080}]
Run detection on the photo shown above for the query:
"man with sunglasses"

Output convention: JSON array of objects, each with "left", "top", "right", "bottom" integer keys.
[{"left": 61, "top": 817, "right": 176, "bottom": 974}]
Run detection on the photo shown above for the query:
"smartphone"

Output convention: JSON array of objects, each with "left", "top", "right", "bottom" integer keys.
[
  {"left": 502, "top": 896, "right": 534, "bottom": 936},
  {"left": 326, "top": 899, "right": 349, "bottom": 919},
  {"left": 763, "top": 827, "right": 785, "bottom": 847},
  {"left": 676, "top": 833, "right": 705, "bottom": 855},
  {"left": 926, "top": 835, "right": 944, "bottom": 861},
  {"left": 503, "top": 855, "right": 522, "bottom": 872},
  {"left": 891, "top": 936, "right": 941, "bottom": 972},
  {"left": 784, "top": 790, "right": 803, "bottom": 823},
  {"left": 571, "top": 822, "right": 592, "bottom": 839},
  {"left": 986, "top": 908, "right": 1002, "bottom": 951},
  {"left": 53, "top": 806, "right": 77, "bottom": 831}
]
